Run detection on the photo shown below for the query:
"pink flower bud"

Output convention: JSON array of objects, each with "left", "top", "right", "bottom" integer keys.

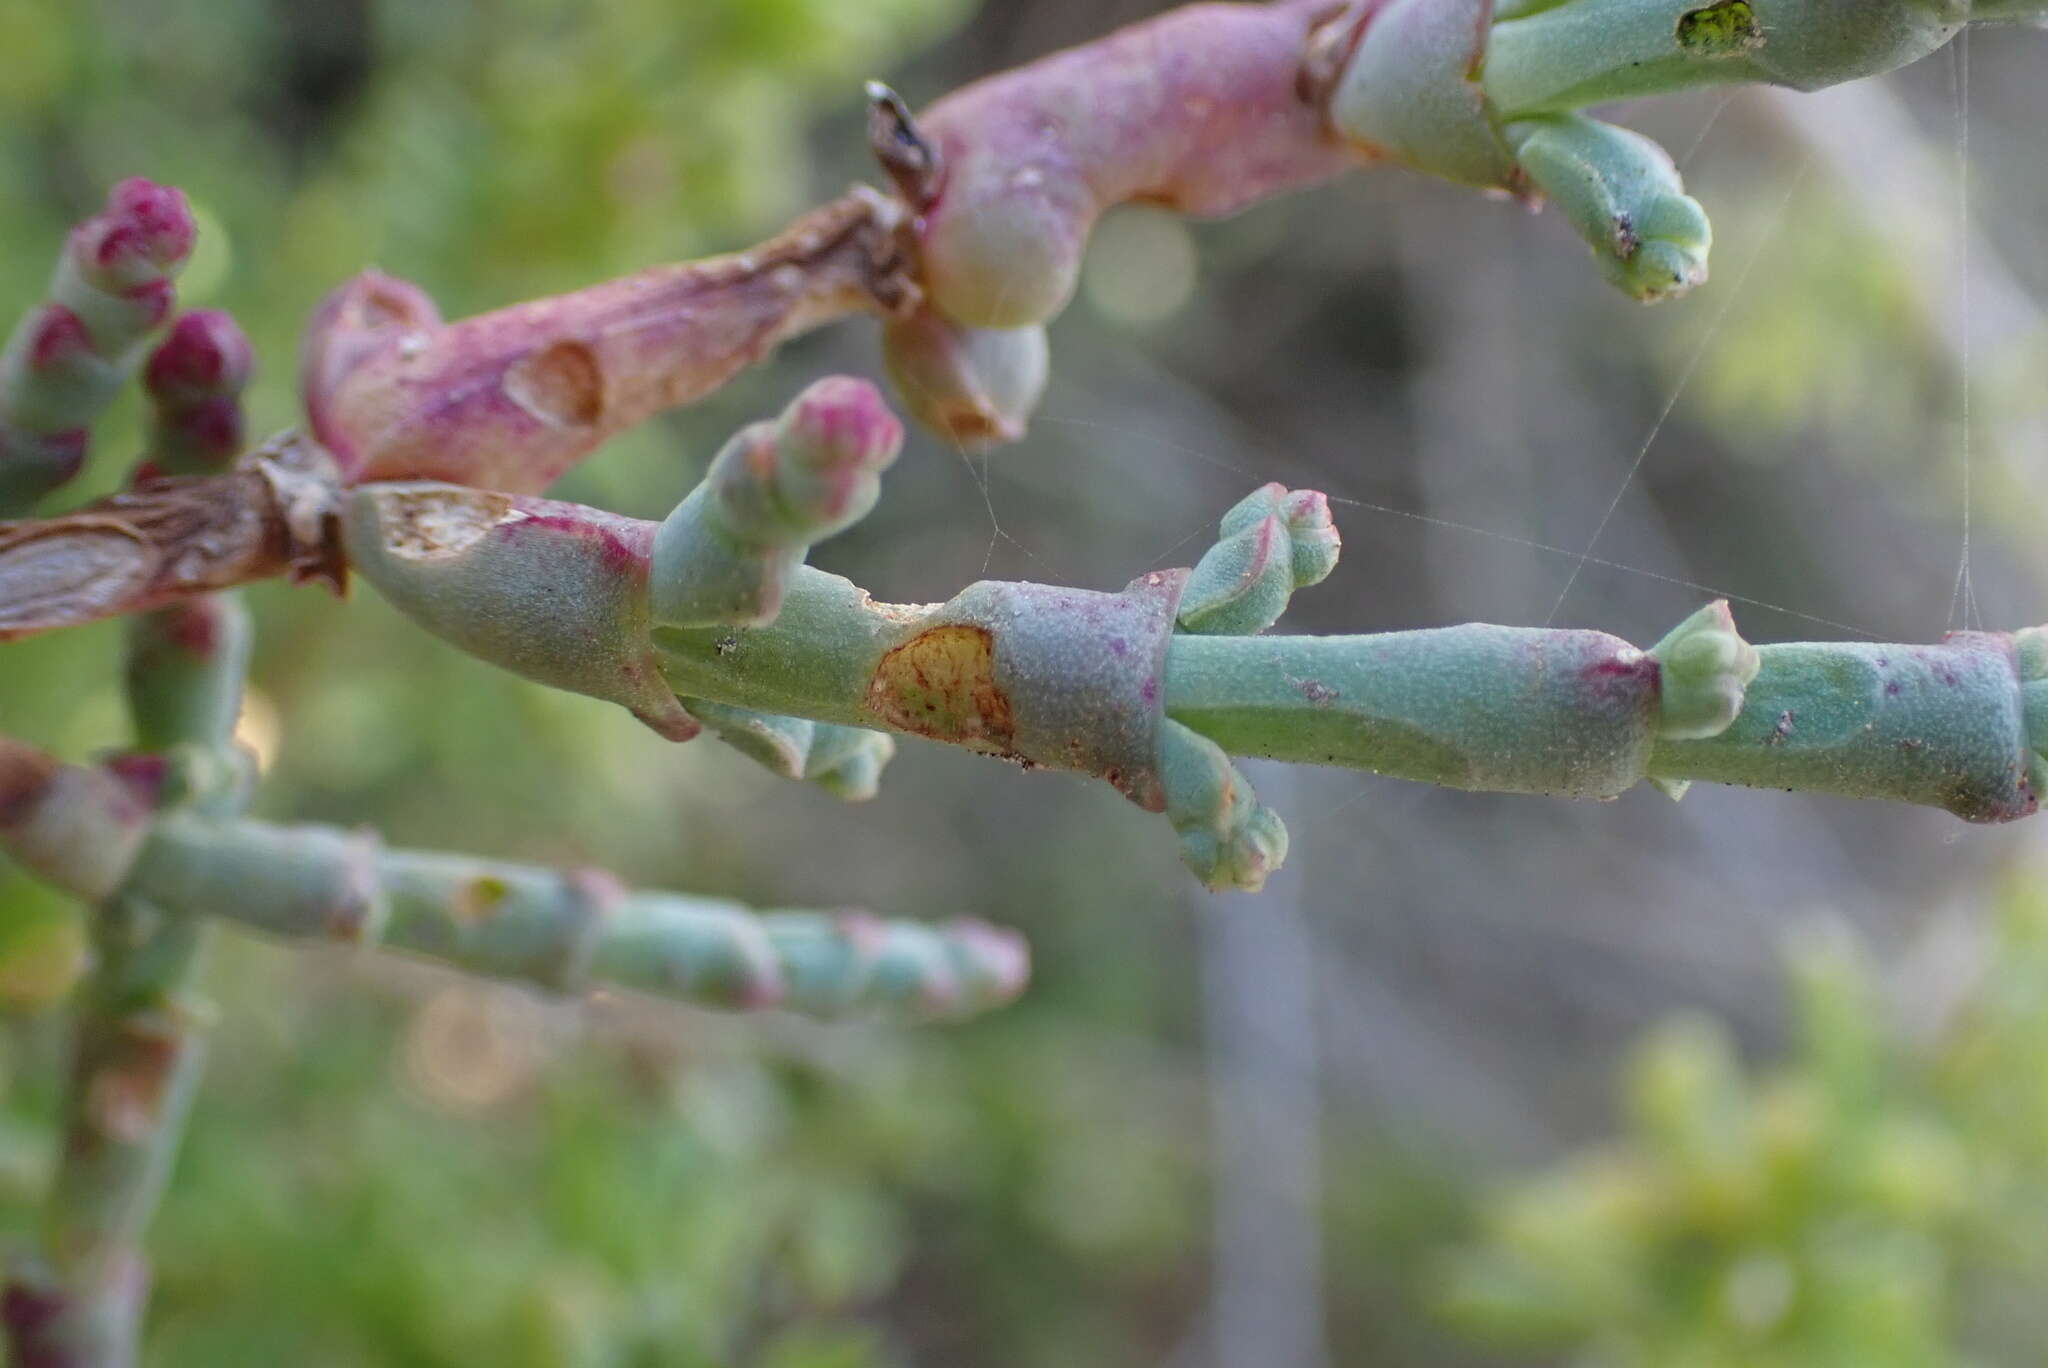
[
  {"left": 120, "top": 278, "right": 177, "bottom": 332},
  {"left": 23, "top": 306, "right": 93, "bottom": 374},
  {"left": 299, "top": 270, "right": 446, "bottom": 483},
  {"left": 146, "top": 310, "right": 254, "bottom": 402},
  {"left": 107, "top": 178, "right": 197, "bottom": 264},
  {"left": 71, "top": 180, "right": 195, "bottom": 288}
]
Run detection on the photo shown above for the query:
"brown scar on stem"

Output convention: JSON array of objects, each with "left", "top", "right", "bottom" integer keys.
[
  {"left": 865, "top": 625, "right": 1017, "bottom": 750},
  {"left": 856, "top": 587, "right": 939, "bottom": 625},
  {"left": 371, "top": 487, "right": 521, "bottom": 561},
  {"left": 0, "top": 431, "right": 348, "bottom": 643},
  {"left": 80, "top": 1016, "right": 190, "bottom": 1147},
  {"left": 867, "top": 81, "right": 944, "bottom": 209},
  {"left": 1299, "top": 2, "right": 1370, "bottom": 108},
  {"left": 502, "top": 339, "right": 606, "bottom": 430},
  {"left": 453, "top": 875, "right": 513, "bottom": 925}
]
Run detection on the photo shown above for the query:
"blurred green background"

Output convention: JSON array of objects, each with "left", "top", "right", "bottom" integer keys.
[{"left": 4, "top": 1, "right": 2048, "bottom": 1363}]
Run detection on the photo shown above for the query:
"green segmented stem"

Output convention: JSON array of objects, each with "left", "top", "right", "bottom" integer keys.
[
  {"left": 0, "top": 742, "right": 1028, "bottom": 1024},
  {"left": 131, "top": 815, "right": 1029, "bottom": 1021},
  {"left": 123, "top": 596, "right": 254, "bottom": 756},
  {"left": 1483, "top": 0, "right": 1963, "bottom": 116},
  {"left": 1319, "top": 0, "right": 2040, "bottom": 304},
  {"left": 1481, "top": 0, "right": 2048, "bottom": 130},
  {"left": 348, "top": 459, "right": 2046, "bottom": 891},
  {"left": 7, "top": 593, "right": 252, "bottom": 1368}
]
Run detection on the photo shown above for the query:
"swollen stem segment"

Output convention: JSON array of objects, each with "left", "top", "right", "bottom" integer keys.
[
  {"left": 900, "top": 0, "right": 1366, "bottom": 332},
  {"left": 302, "top": 192, "right": 917, "bottom": 493}
]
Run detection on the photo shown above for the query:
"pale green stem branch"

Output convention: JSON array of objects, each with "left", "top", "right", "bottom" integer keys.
[
  {"left": 0, "top": 743, "right": 1028, "bottom": 1024},
  {"left": 5, "top": 594, "right": 252, "bottom": 1368},
  {"left": 127, "top": 821, "right": 1027, "bottom": 1021},
  {"left": 350, "top": 468, "right": 2047, "bottom": 886}
]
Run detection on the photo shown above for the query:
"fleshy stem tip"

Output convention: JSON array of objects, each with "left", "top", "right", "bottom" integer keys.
[
  {"left": 1179, "top": 484, "right": 1341, "bottom": 636},
  {"left": 652, "top": 376, "right": 902, "bottom": 631},
  {"left": 0, "top": 179, "right": 196, "bottom": 512}
]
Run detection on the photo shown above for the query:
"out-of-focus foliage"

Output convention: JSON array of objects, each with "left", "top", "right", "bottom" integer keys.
[
  {"left": 0, "top": 937, "right": 1222, "bottom": 1366},
  {"left": 1442, "top": 873, "right": 2048, "bottom": 1366},
  {"left": 3, "top": 0, "right": 2047, "bottom": 1364}
]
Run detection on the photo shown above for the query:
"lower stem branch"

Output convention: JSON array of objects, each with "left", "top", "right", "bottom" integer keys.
[
  {"left": 6, "top": 911, "right": 210, "bottom": 1368},
  {"left": 3, "top": 594, "right": 251, "bottom": 1368}
]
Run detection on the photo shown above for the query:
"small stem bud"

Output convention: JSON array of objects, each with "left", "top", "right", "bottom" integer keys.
[
  {"left": 681, "top": 699, "right": 898, "bottom": 801},
  {"left": 1178, "top": 484, "right": 1341, "bottom": 636},
  {"left": 1159, "top": 719, "right": 1289, "bottom": 892},
  {"left": 1507, "top": 114, "right": 1712, "bottom": 303},
  {"left": 651, "top": 377, "right": 902, "bottom": 629},
  {"left": 1651, "top": 601, "right": 1759, "bottom": 741},
  {"left": 803, "top": 724, "right": 897, "bottom": 802},
  {"left": 142, "top": 311, "right": 255, "bottom": 476},
  {"left": 88, "top": 179, "right": 198, "bottom": 285}
]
